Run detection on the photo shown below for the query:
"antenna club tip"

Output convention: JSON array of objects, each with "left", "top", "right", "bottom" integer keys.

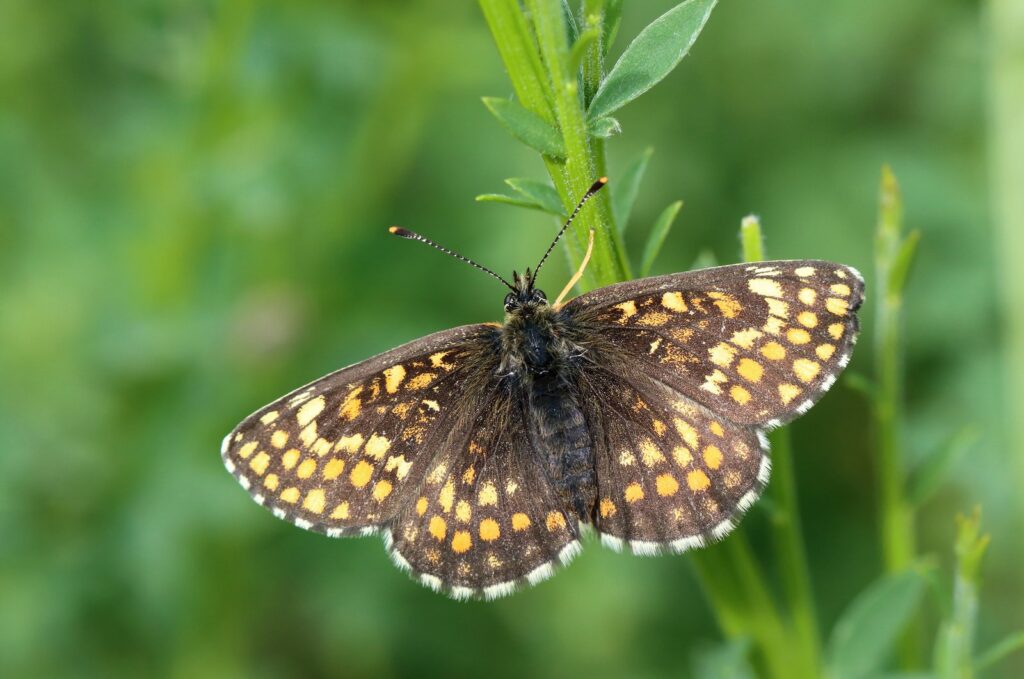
[
  {"left": 389, "top": 226, "right": 413, "bottom": 238},
  {"left": 588, "top": 177, "right": 609, "bottom": 193},
  {"left": 598, "top": 176, "right": 608, "bottom": 184}
]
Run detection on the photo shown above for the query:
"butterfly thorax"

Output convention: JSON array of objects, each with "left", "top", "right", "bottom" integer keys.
[{"left": 498, "top": 275, "right": 598, "bottom": 524}]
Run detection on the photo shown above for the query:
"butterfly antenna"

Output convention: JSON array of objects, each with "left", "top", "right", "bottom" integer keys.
[
  {"left": 389, "top": 226, "right": 515, "bottom": 291},
  {"left": 532, "top": 177, "right": 608, "bottom": 283}
]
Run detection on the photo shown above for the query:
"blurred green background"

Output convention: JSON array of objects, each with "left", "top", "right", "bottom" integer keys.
[{"left": 2, "top": 0, "right": 1020, "bottom": 677}]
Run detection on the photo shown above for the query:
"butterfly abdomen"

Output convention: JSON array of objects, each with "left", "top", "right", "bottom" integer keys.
[
  {"left": 526, "top": 370, "right": 596, "bottom": 524},
  {"left": 500, "top": 308, "right": 597, "bottom": 524}
]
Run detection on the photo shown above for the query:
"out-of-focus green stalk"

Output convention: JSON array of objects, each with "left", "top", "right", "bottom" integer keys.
[
  {"left": 874, "top": 167, "right": 916, "bottom": 573},
  {"left": 935, "top": 510, "right": 990, "bottom": 679},
  {"left": 742, "top": 216, "right": 821, "bottom": 677},
  {"left": 987, "top": 0, "right": 1024, "bottom": 543},
  {"left": 874, "top": 166, "right": 921, "bottom": 667}
]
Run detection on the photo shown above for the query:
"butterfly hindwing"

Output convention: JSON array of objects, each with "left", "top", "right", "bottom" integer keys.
[
  {"left": 221, "top": 324, "right": 500, "bottom": 536},
  {"left": 566, "top": 260, "right": 864, "bottom": 427},
  {"left": 389, "top": 392, "right": 580, "bottom": 599},
  {"left": 577, "top": 365, "right": 768, "bottom": 553}
]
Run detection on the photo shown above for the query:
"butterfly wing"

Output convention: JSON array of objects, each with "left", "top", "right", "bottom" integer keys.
[
  {"left": 576, "top": 363, "right": 768, "bottom": 553},
  {"left": 564, "top": 260, "right": 863, "bottom": 551},
  {"left": 221, "top": 323, "right": 501, "bottom": 537},
  {"left": 388, "top": 390, "right": 581, "bottom": 600},
  {"left": 565, "top": 260, "right": 864, "bottom": 427}
]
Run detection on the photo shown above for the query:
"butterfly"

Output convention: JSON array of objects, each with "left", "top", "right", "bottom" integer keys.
[{"left": 222, "top": 178, "right": 864, "bottom": 600}]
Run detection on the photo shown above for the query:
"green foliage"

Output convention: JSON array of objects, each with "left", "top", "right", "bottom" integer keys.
[
  {"left": 477, "top": 177, "right": 566, "bottom": 217},
  {"left": 692, "top": 639, "right": 758, "bottom": 679},
  {"left": 611, "top": 146, "right": 654, "bottom": 233},
  {"left": 908, "top": 427, "right": 979, "bottom": 507},
  {"left": 640, "top": 200, "right": 683, "bottom": 276},
  {"left": 482, "top": 97, "right": 567, "bottom": 158},
  {"left": 0, "top": 1, "right": 1018, "bottom": 677},
  {"left": 587, "top": 0, "right": 718, "bottom": 122},
  {"left": 826, "top": 569, "right": 928, "bottom": 679}
]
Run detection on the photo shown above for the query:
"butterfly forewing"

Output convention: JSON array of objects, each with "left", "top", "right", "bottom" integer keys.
[
  {"left": 567, "top": 260, "right": 864, "bottom": 427},
  {"left": 222, "top": 324, "right": 499, "bottom": 535},
  {"left": 389, "top": 395, "right": 580, "bottom": 599}
]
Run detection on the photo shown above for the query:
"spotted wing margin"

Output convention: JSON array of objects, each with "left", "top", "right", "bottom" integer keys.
[
  {"left": 388, "top": 392, "right": 581, "bottom": 600},
  {"left": 221, "top": 323, "right": 500, "bottom": 537},
  {"left": 576, "top": 363, "right": 769, "bottom": 555},
  {"left": 565, "top": 260, "right": 864, "bottom": 428}
]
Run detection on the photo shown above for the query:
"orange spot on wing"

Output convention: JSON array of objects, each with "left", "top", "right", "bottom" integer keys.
[
  {"left": 451, "top": 530, "right": 472, "bottom": 553},
  {"left": 624, "top": 483, "right": 645, "bottom": 503},
  {"left": 429, "top": 516, "right": 447, "bottom": 540},
  {"left": 703, "top": 445, "right": 724, "bottom": 469},
  {"left": 479, "top": 518, "right": 500, "bottom": 542},
  {"left": 349, "top": 460, "right": 373, "bottom": 488},
  {"left": 686, "top": 469, "right": 711, "bottom": 491},
  {"left": 656, "top": 473, "right": 680, "bottom": 496},
  {"left": 546, "top": 511, "right": 567, "bottom": 531},
  {"left": 511, "top": 513, "right": 531, "bottom": 531}
]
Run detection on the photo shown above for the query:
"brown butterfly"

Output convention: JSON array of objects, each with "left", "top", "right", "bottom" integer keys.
[{"left": 222, "top": 178, "right": 864, "bottom": 600}]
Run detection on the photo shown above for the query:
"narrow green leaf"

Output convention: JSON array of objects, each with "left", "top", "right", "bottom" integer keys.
[
  {"left": 482, "top": 96, "right": 566, "bottom": 158},
  {"left": 826, "top": 569, "right": 926, "bottom": 679},
  {"left": 640, "top": 200, "right": 683, "bottom": 276},
  {"left": 588, "top": 116, "right": 621, "bottom": 138},
  {"left": 612, "top": 146, "right": 653, "bottom": 232},
  {"left": 907, "top": 425, "right": 979, "bottom": 506},
  {"left": 975, "top": 630, "right": 1024, "bottom": 673},
  {"left": 504, "top": 177, "right": 566, "bottom": 216},
  {"left": 887, "top": 229, "right": 921, "bottom": 300},
  {"left": 603, "top": 0, "right": 624, "bottom": 57},
  {"left": 561, "top": 0, "right": 579, "bottom": 44},
  {"left": 588, "top": 0, "right": 718, "bottom": 120},
  {"left": 476, "top": 193, "right": 552, "bottom": 213}
]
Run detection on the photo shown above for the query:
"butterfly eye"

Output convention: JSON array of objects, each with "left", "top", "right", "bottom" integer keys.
[
  {"left": 531, "top": 289, "right": 547, "bottom": 304},
  {"left": 504, "top": 292, "right": 517, "bottom": 311}
]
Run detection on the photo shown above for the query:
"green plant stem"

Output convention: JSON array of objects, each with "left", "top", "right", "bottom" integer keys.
[
  {"left": 935, "top": 511, "right": 990, "bottom": 679},
  {"left": 769, "top": 427, "right": 821, "bottom": 676},
  {"left": 581, "top": 0, "right": 611, "bottom": 190},
  {"left": 875, "top": 167, "right": 920, "bottom": 667},
  {"left": 988, "top": 0, "right": 1024, "bottom": 555},
  {"left": 527, "top": 0, "right": 630, "bottom": 289},
  {"left": 691, "top": 543, "right": 792, "bottom": 679},
  {"left": 875, "top": 168, "right": 916, "bottom": 574}
]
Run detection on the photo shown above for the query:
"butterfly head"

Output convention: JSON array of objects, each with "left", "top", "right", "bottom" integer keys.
[{"left": 504, "top": 269, "right": 548, "bottom": 313}]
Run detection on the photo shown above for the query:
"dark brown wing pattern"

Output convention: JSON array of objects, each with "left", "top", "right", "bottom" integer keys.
[
  {"left": 566, "top": 260, "right": 863, "bottom": 552},
  {"left": 577, "top": 364, "right": 768, "bottom": 554},
  {"left": 566, "top": 260, "right": 864, "bottom": 428},
  {"left": 222, "top": 322, "right": 582, "bottom": 600},
  {"left": 388, "top": 394, "right": 581, "bottom": 599},
  {"left": 221, "top": 324, "right": 499, "bottom": 537}
]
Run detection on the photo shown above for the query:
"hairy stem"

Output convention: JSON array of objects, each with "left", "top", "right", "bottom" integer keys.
[{"left": 526, "top": 0, "right": 630, "bottom": 289}]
